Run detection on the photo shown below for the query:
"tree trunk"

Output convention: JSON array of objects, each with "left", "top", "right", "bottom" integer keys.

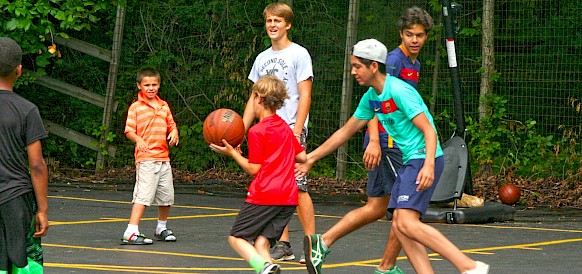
[{"left": 479, "top": 0, "right": 495, "bottom": 120}]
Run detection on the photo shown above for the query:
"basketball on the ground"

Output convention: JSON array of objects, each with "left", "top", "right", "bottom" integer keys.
[
  {"left": 499, "top": 183, "right": 521, "bottom": 205},
  {"left": 203, "top": 108, "right": 245, "bottom": 147}
]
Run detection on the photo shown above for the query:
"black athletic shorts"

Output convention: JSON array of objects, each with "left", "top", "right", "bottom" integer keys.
[
  {"left": 230, "top": 202, "right": 296, "bottom": 247},
  {"left": 0, "top": 192, "right": 42, "bottom": 271}
]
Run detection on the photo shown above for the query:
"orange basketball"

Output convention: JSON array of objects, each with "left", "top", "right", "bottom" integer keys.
[
  {"left": 499, "top": 183, "right": 521, "bottom": 205},
  {"left": 203, "top": 108, "right": 245, "bottom": 147}
]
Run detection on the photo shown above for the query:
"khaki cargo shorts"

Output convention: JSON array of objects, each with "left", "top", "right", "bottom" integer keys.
[{"left": 133, "top": 161, "right": 174, "bottom": 206}]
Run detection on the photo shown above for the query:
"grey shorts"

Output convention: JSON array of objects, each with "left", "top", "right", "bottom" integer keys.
[
  {"left": 367, "top": 148, "right": 403, "bottom": 197},
  {"left": 291, "top": 125, "right": 309, "bottom": 192},
  {"left": 133, "top": 161, "right": 174, "bottom": 206}
]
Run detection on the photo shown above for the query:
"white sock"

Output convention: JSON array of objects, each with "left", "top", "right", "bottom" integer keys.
[
  {"left": 321, "top": 239, "right": 329, "bottom": 250},
  {"left": 124, "top": 224, "right": 139, "bottom": 240},
  {"left": 156, "top": 220, "right": 167, "bottom": 235}
]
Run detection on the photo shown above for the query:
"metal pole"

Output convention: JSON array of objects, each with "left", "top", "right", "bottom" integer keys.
[
  {"left": 441, "top": 0, "right": 465, "bottom": 136},
  {"left": 442, "top": 0, "right": 473, "bottom": 194},
  {"left": 336, "top": 0, "right": 359, "bottom": 179}
]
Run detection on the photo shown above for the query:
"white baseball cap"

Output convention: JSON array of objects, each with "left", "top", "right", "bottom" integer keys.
[{"left": 352, "top": 38, "right": 387, "bottom": 64}]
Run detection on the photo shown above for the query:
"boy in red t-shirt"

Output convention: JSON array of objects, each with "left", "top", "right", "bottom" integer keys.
[{"left": 210, "top": 75, "right": 306, "bottom": 274}]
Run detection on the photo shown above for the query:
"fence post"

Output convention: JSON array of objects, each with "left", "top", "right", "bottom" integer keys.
[
  {"left": 97, "top": 2, "right": 126, "bottom": 168},
  {"left": 337, "top": 0, "right": 360, "bottom": 180}
]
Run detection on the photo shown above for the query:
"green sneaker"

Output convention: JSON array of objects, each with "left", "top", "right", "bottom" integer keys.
[
  {"left": 304, "top": 234, "right": 330, "bottom": 274},
  {"left": 374, "top": 265, "right": 405, "bottom": 274}
]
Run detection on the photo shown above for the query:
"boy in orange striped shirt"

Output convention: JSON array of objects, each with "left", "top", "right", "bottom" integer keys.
[{"left": 121, "top": 68, "right": 180, "bottom": 245}]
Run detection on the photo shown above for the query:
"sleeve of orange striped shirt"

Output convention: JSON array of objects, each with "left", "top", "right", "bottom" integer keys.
[
  {"left": 165, "top": 105, "right": 177, "bottom": 133},
  {"left": 125, "top": 104, "right": 137, "bottom": 135}
]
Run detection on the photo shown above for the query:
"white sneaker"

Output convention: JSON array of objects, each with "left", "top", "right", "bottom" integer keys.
[{"left": 462, "top": 261, "right": 490, "bottom": 274}]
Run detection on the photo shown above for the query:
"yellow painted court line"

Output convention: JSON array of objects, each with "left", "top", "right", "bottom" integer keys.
[
  {"left": 48, "top": 195, "right": 340, "bottom": 222},
  {"left": 460, "top": 237, "right": 582, "bottom": 252},
  {"left": 49, "top": 212, "right": 238, "bottom": 226},
  {"left": 49, "top": 196, "right": 582, "bottom": 232},
  {"left": 454, "top": 223, "right": 582, "bottom": 233},
  {"left": 48, "top": 195, "right": 240, "bottom": 212},
  {"left": 46, "top": 262, "right": 308, "bottom": 273},
  {"left": 44, "top": 237, "right": 582, "bottom": 272},
  {"left": 44, "top": 247, "right": 307, "bottom": 272},
  {"left": 46, "top": 263, "right": 202, "bottom": 274},
  {"left": 46, "top": 195, "right": 582, "bottom": 271},
  {"left": 519, "top": 247, "right": 543, "bottom": 250},
  {"left": 320, "top": 237, "right": 582, "bottom": 269},
  {"left": 45, "top": 243, "right": 245, "bottom": 261},
  {"left": 465, "top": 251, "right": 495, "bottom": 255}
]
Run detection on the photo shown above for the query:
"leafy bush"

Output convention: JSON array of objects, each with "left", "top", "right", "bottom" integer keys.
[{"left": 465, "top": 95, "right": 580, "bottom": 180}]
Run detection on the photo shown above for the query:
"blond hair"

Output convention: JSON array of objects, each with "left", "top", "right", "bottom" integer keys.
[
  {"left": 252, "top": 75, "right": 289, "bottom": 111},
  {"left": 263, "top": 2, "right": 295, "bottom": 24}
]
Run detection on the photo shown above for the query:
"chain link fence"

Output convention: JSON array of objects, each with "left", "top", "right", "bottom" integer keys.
[
  {"left": 27, "top": 0, "right": 580, "bottom": 179},
  {"left": 125, "top": 0, "right": 581, "bottom": 177}
]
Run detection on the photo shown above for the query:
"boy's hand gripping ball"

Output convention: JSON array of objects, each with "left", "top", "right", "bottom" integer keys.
[{"left": 203, "top": 108, "right": 245, "bottom": 147}]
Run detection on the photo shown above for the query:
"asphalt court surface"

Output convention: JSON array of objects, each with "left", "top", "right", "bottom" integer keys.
[{"left": 44, "top": 185, "right": 582, "bottom": 273}]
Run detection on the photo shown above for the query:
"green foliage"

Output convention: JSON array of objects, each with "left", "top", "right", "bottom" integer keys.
[
  {"left": 91, "top": 124, "right": 116, "bottom": 157},
  {"left": 476, "top": 65, "right": 501, "bottom": 83},
  {"left": 171, "top": 122, "right": 212, "bottom": 172},
  {"left": 466, "top": 95, "right": 557, "bottom": 177},
  {"left": 458, "top": 16, "right": 481, "bottom": 37},
  {"left": 309, "top": 160, "right": 338, "bottom": 179},
  {"left": 2, "top": 0, "right": 115, "bottom": 168},
  {"left": 0, "top": 0, "right": 115, "bottom": 74}
]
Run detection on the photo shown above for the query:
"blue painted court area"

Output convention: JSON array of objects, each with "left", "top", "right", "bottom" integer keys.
[{"left": 44, "top": 185, "right": 582, "bottom": 273}]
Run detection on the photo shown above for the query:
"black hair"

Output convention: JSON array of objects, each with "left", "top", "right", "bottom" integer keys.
[
  {"left": 355, "top": 56, "right": 387, "bottom": 74},
  {"left": 0, "top": 37, "right": 22, "bottom": 77}
]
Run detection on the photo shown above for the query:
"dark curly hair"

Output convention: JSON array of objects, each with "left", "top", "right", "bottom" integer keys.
[{"left": 397, "top": 6, "right": 434, "bottom": 33}]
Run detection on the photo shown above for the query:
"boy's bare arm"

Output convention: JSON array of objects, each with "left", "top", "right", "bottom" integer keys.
[
  {"left": 209, "top": 140, "right": 260, "bottom": 176},
  {"left": 294, "top": 79, "right": 312, "bottom": 137},
  {"left": 295, "top": 150, "right": 307, "bottom": 164},
  {"left": 242, "top": 93, "right": 256, "bottom": 132},
  {"left": 363, "top": 116, "right": 381, "bottom": 170},
  {"left": 27, "top": 140, "right": 49, "bottom": 237},
  {"left": 296, "top": 117, "right": 368, "bottom": 177},
  {"left": 126, "top": 132, "right": 148, "bottom": 152},
  {"left": 411, "top": 113, "right": 437, "bottom": 191},
  {"left": 167, "top": 127, "right": 179, "bottom": 146}
]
